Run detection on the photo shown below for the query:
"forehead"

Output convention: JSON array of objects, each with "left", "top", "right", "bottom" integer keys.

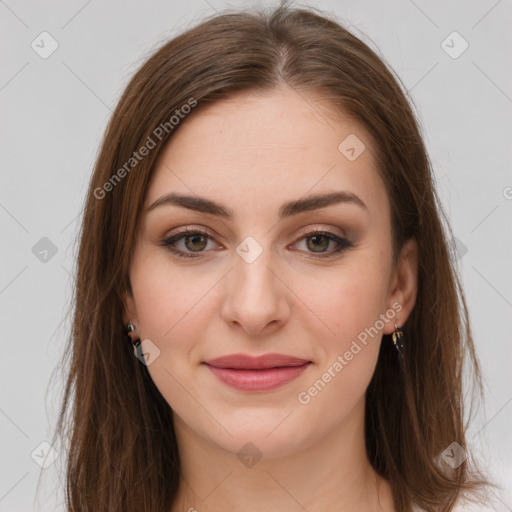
[{"left": 146, "top": 88, "right": 388, "bottom": 223}]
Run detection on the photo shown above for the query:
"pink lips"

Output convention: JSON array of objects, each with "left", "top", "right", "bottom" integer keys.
[{"left": 203, "top": 353, "right": 312, "bottom": 392}]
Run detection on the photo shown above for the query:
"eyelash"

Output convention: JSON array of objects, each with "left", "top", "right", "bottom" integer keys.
[{"left": 160, "top": 227, "right": 354, "bottom": 259}]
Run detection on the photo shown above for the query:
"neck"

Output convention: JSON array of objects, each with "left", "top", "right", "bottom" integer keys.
[{"left": 170, "top": 396, "right": 395, "bottom": 512}]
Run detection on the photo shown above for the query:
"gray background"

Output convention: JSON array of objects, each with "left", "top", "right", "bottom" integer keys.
[{"left": 1, "top": 0, "right": 511, "bottom": 510}]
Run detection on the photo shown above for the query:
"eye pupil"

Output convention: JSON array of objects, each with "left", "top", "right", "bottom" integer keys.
[
  {"left": 185, "top": 234, "right": 207, "bottom": 251},
  {"left": 307, "top": 235, "right": 329, "bottom": 252}
]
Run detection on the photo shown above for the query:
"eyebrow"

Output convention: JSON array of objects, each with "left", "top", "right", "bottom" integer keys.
[{"left": 145, "top": 191, "right": 368, "bottom": 219}]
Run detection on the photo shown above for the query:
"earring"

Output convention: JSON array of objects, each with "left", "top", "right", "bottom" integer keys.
[
  {"left": 392, "top": 321, "right": 404, "bottom": 358},
  {"left": 126, "top": 320, "right": 141, "bottom": 354}
]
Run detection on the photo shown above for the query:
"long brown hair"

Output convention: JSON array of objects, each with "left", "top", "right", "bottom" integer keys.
[{"left": 47, "top": 3, "right": 492, "bottom": 510}]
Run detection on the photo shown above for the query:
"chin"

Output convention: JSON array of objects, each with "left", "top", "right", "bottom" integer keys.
[
  {"left": 202, "top": 412, "right": 317, "bottom": 461},
  {"left": 217, "top": 433, "right": 308, "bottom": 462}
]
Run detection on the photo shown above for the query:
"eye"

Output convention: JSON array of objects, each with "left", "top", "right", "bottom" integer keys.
[
  {"left": 292, "top": 230, "right": 353, "bottom": 258},
  {"left": 160, "top": 228, "right": 220, "bottom": 259},
  {"left": 160, "top": 227, "right": 353, "bottom": 259}
]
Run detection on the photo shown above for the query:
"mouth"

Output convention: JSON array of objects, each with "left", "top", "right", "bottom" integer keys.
[{"left": 202, "top": 353, "right": 312, "bottom": 392}]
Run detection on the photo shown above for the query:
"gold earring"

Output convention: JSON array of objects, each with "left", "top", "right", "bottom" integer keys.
[
  {"left": 126, "top": 320, "right": 141, "bottom": 354},
  {"left": 392, "top": 321, "right": 404, "bottom": 356}
]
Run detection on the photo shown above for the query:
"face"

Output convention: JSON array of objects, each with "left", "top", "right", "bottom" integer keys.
[{"left": 123, "top": 87, "right": 417, "bottom": 459}]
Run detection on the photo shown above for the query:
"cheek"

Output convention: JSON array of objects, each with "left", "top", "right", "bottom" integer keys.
[
  {"left": 294, "top": 262, "right": 389, "bottom": 345},
  {"left": 129, "top": 257, "right": 214, "bottom": 412},
  {"left": 294, "top": 272, "right": 387, "bottom": 418},
  {"left": 290, "top": 260, "right": 390, "bottom": 401},
  {"left": 130, "top": 251, "right": 218, "bottom": 343}
]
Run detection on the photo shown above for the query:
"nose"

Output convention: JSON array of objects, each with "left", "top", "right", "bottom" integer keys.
[{"left": 220, "top": 244, "right": 290, "bottom": 337}]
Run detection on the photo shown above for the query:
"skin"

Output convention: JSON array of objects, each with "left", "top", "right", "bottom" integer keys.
[{"left": 123, "top": 86, "right": 418, "bottom": 512}]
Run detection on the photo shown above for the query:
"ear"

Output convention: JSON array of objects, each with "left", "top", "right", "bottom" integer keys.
[
  {"left": 122, "top": 285, "right": 138, "bottom": 327},
  {"left": 382, "top": 237, "right": 418, "bottom": 335}
]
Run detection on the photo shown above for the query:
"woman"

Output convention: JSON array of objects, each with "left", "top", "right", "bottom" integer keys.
[{"left": 52, "top": 3, "right": 492, "bottom": 511}]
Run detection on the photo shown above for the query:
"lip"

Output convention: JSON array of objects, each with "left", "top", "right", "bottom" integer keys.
[{"left": 202, "top": 353, "right": 312, "bottom": 392}]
